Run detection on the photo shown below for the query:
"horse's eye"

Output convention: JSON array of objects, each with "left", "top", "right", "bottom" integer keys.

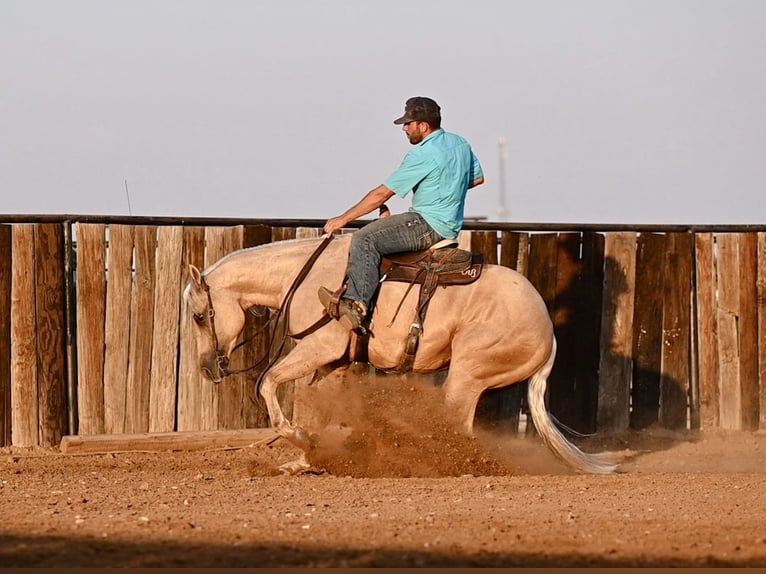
[{"left": 193, "top": 313, "right": 205, "bottom": 325}]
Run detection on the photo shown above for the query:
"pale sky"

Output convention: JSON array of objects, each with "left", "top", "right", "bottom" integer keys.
[{"left": 2, "top": 0, "right": 765, "bottom": 224}]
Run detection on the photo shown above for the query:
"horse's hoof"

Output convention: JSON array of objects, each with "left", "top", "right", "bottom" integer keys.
[{"left": 278, "top": 458, "right": 313, "bottom": 475}]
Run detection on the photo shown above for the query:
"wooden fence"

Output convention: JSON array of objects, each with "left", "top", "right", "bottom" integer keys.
[{"left": 1, "top": 217, "right": 765, "bottom": 447}]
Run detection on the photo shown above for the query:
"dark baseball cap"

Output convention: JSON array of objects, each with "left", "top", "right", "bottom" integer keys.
[{"left": 393, "top": 96, "right": 441, "bottom": 125}]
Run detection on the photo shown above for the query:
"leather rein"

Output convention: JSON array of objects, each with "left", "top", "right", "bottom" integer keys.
[{"left": 198, "top": 234, "right": 334, "bottom": 384}]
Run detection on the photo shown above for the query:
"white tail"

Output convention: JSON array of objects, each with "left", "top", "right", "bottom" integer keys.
[{"left": 527, "top": 338, "right": 620, "bottom": 474}]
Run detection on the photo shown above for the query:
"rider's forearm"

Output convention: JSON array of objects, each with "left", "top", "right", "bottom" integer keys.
[{"left": 339, "top": 185, "right": 395, "bottom": 225}]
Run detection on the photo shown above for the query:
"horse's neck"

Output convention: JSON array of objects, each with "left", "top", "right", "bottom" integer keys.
[{"left": 208, "top": 238, "right": 338, "bottom": 308}]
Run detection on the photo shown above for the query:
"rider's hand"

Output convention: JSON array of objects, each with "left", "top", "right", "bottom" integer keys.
[
  {"left": 323, "top": 216, "right": 346, "bottom": 236},
  {"left": 379, "top": 204, "right": 391, "bottom": 218}
]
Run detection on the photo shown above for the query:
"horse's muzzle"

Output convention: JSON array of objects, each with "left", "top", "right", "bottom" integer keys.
[{"left": 201, "top": 355, "right": 229, "bottom": 383}]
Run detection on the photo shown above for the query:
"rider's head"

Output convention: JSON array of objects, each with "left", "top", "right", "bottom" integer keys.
[{"left": 393, "top": 97, "right": 442, "bottom": 130}]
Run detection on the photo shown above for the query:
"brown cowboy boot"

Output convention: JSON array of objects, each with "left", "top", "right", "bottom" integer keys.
[{"left": 318, "top": 286, "right": 367, "bottom": 332}]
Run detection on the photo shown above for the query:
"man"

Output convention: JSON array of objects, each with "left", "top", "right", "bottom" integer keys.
[{"left": 319, "top": 96, "right": 485, "bottom": 331}]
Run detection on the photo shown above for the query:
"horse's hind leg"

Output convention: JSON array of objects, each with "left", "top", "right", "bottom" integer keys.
[{"left": 440, "top": 367, "right": 486, "bottom": 435}]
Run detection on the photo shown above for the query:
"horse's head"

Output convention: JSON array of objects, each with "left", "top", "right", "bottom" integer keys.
[{"left": 184, "top": 264, "right": 247, "bottom": 383}]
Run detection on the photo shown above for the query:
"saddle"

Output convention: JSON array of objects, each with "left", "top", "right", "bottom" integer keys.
[
  {"left": 324, "top": 239, "right": 483, "bottom": 370},
  {"left": 380, "top": 239, "right": 483, "bottom": 371}
]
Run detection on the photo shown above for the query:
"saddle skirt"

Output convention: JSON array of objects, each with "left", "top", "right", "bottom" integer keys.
[
  {"left": 376, "top": 242, "right": 484, "bottom": 372},
  {"left": 331, "top": 241, "right": 485, "bottom": 371},
  {"left": 379, "top": 244, "right": 483, "bottom": 287}
]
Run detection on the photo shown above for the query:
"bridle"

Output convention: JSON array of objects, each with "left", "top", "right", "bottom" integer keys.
[{"left": 196, "top": 234, "right": 335, "bottom": 389}]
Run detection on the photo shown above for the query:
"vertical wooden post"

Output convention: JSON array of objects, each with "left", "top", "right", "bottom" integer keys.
[
  {"left": 177, "top": 227, "right": 206, "bottom": 431},
  {"left": 578, "top": 232, "right": 605, "bottom": 433},
  {"left": 541, "top": 232, "right": 603, "bottom": 433},
  {"left": 149, "top": 226, "right": 184, "bottom": 432},
  {"left": 631, "top": 232, "right": 665, "bottom": 429},
  {"left": 125, "top": 226, "right": 157, "bottom": 433},
  {"left": 0, "top": 225, "right": 11, "bottom": 446},
  {"left": 659, "top": 232, "right": 693, "bottom": 430},
  {"left": 34, "top": 223, "right": 67, "bottom": 446},
  {"left": 717, "top": 233, "right": 742, "bottom": 429},
  {"left": 597, "top": 232, "right": 637, "bottom": 433},
  {"left": 75, "top": 224, "right": 107, "bottom": 436},
  {"left": 738, "top": 233, "right": 759, "bottom": 430},
  {"left": 103, "top": 225, "right": 134, "bottom": 434},
  {"left": 758, "top": 232, "right": 766, "bottom": 430},
  {"left": 695, "top": 233, "right": 719, "bottom": 429},
  {"left": 11, "top": 225, "right": 39, "bottom": 446},
  {"left": 499, "top": 231, "right": 522, "bottom": 271}
]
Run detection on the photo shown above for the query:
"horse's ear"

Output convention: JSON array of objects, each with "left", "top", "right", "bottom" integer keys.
[{"left": 189, "top": 265, "right": 203, "bottom": 290}]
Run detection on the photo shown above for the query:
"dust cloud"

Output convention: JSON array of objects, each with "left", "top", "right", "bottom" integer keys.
[{"left": 290, "top": 366, "right": 568, "bottom": 478}]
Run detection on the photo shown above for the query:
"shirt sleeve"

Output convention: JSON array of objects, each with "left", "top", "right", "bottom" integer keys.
[
  {"left": 383, "top": 149, "right": 436, "bottom": 198},
  {"left": 471, "top": 151, "right": 484, "bottom": 183}
]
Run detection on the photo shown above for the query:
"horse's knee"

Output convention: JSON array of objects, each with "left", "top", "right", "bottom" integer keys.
[{"left": 443, "top": 382, "right": 481, "bottom": 435}]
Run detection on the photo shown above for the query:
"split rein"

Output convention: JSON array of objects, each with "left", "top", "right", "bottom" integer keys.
[{"left": 198, "top": 234, "right": 334, "bottom": 386}]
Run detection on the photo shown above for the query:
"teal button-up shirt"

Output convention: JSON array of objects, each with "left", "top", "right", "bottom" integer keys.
[{"left": 384, "top": 129, "right": 483, "bottom": 239}]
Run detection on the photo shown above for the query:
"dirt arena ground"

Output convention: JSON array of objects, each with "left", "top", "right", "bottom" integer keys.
[{"left": 2, "top": 374, "right": 766, "bottom": 567}]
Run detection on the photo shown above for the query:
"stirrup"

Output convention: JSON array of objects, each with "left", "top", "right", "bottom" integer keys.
[
  {"left": 318, "top": 287, "right": 366, "bottom": 333},
  {"left": 318, "top": 286, "right": 345, "bottom": 319}
]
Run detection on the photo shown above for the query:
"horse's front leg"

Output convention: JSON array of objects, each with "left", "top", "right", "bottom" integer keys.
[
  {"left": 260, "top": 371, "right": 313, "bottom": 450},
  {"left": 258, "top": 331, "right": 348, "bottom": 472}
]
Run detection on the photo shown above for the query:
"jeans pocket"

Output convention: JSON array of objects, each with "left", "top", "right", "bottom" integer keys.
[{"left": 418, "top": 226, "right": 440, "bottom": 247}]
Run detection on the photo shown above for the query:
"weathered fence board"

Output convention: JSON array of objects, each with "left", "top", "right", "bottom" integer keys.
[
  {"left": 149, "top": 225, "right": 183, "bottom": 432},
  {"left": 75, "top": 224, "right": 107, "bottom": 435},
  {"left": 717, "top": 233, "right": 743, "bottom": 429},
  {"left": 34, "top": 223, "right": 67, "bottom": 445},
  {"left": 527, "top": 234, "right": 559, "bottom": 316},
  {"left": 738, "top": 233, "right": 760, "bottom": 430},
  {"left": 11, "top": 225, "right": 38, "bottom": 446},
  {"left": 695, "top": 233, "right": 720, "bottom": 429},
  {"left": 60, "top": 427, "right": 278, "bottom": 455},
  {"left": 500, "top": 230, "right": 522, "bottom": 271},
  {"left": 659, "top": 232, "right": 693, "bottom": 429},
  {"left": 0, "top": 225, "right": 11, "bottom": 446},
  {"left": 759, "top": 233, "right": 766, "bottom": 430},
  {"left": 575, "top": 232, "right": 605, "bottom": 433},
  {"left": 631, "top": 232, "right": 665, "bottom": 429},
  {"left": 597, "top": 232, "right": 637, "bottom": 432},
  {"left": 103, "top": 225, "right": 134, "bottom": 434},
  {"left": 548, "top": 233, "right": 581, "bottom": 428},
  {"left": 125, "top": 226, "right": 157, "bottom": 433},
  {"left": 177, "top": 226, "right": 206, "bottom": 432}
]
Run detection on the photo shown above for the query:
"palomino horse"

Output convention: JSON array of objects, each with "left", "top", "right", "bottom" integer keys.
[{"left": 183, "top": 233, "right": 618, "bottom": 474}]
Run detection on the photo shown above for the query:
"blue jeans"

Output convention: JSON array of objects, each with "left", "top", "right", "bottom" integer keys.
[{"left": 344, "top": 211, "right": 444, "bottom": 307}]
